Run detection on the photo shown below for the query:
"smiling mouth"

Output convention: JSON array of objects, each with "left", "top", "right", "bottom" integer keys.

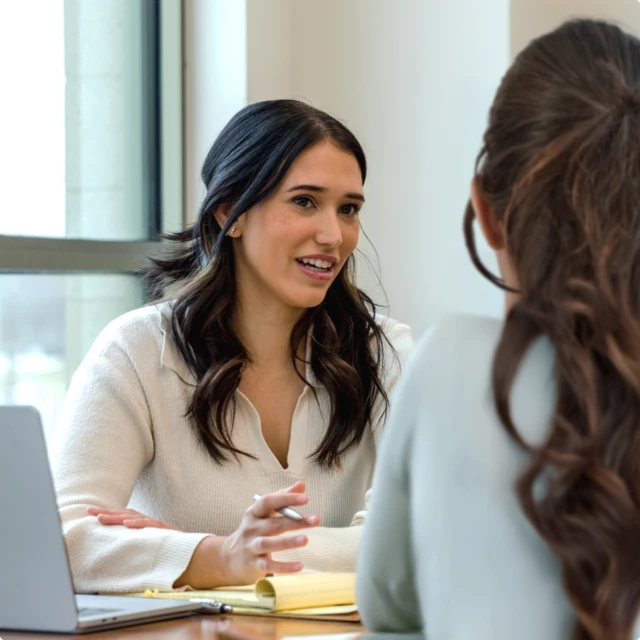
[{"left": 295, "top": 258, "right": 334, "bottom": 273}]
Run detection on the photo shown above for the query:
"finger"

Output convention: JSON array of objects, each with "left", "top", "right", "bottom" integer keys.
[
  {"left": 95, "top": 511, "right": 149, "bottom": 522},
  {"left": 254, "top": 557, "right": 304, "bottom": 575},
  {"left": 123, "top": 518, "right": 179, "bottom": 530},
  {"left": 251, "top": 492, "right": 308, "bottom": 518},
  {"left": 95, "top": 514, "right": 132, "bottom": 526},
  {"left": 95, "top": 512, "right": 156, "bottom": 525},
  {"left": 88, "top": 507, "right": 139, "bottom": 516},
  {"left": 250, "top": 534, "right": 308, "bottom": 555},
  {"left": 255, "top": 513, "right": 320, "bottom": 537},
  {"left": 276, "top": 481, "right": 306, "bottom": 495}
]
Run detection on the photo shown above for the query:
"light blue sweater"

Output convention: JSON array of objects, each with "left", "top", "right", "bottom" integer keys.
[{"left": 356, "top": 314, "right": 631, "bottom": 639}]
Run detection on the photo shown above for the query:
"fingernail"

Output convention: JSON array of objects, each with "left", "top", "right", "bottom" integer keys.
[
  {"left": 294, "top": 495, "right": 307, "bottom": 504},
  {"left": 305, "top": 515, "right": 319, "bottom": 525},
  {"left": 294, "top": 535, "right": 307, "bottom": 546}
]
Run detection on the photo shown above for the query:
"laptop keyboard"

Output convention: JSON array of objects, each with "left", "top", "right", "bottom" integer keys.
[{"left": 79, "top": 606, "right": 124, "bottom": 617}]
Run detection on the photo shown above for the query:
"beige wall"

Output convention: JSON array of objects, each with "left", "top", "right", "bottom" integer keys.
[{"left": 247, "top": 0, "right": 293, "bottom": 102}]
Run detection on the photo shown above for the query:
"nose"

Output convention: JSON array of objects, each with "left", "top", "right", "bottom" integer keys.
[{"left": 314, "top": 210, "right": 343, "bottom": 249}]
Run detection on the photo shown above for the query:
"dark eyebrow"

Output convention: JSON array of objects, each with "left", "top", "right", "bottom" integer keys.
[{"left": 286, "top": 184, "right": 365, "bottom": 202}]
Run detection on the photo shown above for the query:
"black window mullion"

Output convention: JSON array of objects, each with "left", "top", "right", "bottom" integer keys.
[{"left": 142, "top": 0, "right": 163, "bottom": 239}]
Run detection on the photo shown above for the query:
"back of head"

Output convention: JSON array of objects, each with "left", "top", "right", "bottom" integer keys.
[{"left": 467, "top": 20, "right": 640, "bottom": 640}]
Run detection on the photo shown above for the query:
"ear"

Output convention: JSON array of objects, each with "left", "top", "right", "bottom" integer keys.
[
  {"left": 471, "top": 176, "right": 504, "bottom": 250},
  {"left": 214, "top": 204, "right": 243, "bottom": 238}
]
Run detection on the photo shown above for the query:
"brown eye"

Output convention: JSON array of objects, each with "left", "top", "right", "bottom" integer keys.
[
  {"left": 340, "top": 204, "right": 360, "bottom": 216},
  {"left": 293, "top": 196, "right": 314, "bottom": 209}
]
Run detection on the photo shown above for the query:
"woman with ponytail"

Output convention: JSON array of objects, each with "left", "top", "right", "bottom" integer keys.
[
  {"left": 51, "top": 100, "right": 412, "bottom": 593},
  {"left": 357, "top": 19, "right": 640, "bottom": 640}
]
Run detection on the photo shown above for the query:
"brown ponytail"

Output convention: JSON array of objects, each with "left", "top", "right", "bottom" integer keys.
[{"left": 466, "top": 19, "right": 640, "bottom": 640}]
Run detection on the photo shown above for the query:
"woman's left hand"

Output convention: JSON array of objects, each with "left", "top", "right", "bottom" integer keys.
[{"left": 87, "top": 506, "right": 182, "bottom": 531}]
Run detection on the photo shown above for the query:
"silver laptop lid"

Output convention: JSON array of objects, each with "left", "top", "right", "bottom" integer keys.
[{"left": 0, "top": 405, "right": 79, "bottom": 632}]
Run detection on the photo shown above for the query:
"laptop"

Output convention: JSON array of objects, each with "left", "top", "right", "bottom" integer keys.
[{"left": 0, "top": 405, "right": 202, "bottom": 633}]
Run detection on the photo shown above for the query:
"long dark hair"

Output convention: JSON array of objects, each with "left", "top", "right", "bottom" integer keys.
[
  {"left": 465, "top": 20, "right": 640, "bottom": 640},
  {"left": 144, "top": 99, "right": 392, "bottom": 468}
]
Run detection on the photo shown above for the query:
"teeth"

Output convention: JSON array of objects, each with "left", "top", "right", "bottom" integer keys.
[{"left": 300, "top": 258, "right": 333, "bottom": 269}]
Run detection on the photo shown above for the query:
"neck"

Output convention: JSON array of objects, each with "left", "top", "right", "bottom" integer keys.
[
  {"left": 233, "top": 292, "right": 306, "bottom": 370},
  {"left": 504, "top": 290, "right": 521, "bottom": 314},
  {"left": 498, "top": 249, "right": 521, "bottom": 315}
]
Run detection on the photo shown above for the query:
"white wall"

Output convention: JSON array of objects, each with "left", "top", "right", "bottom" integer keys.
[{"left": 183, "top": 0, "right": 248, "bottom": 223}]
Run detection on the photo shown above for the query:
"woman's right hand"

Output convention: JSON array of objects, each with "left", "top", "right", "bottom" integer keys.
[{"left": 175, "top": 481, "right": 320, "bottom": 588}]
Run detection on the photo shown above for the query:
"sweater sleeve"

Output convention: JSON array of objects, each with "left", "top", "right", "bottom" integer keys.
[
  {"left": 275, "top": 319, "right": 414, "bottom": 573},
  {"left": 50, "top": 325, "right": 209, "bottom": 593}
]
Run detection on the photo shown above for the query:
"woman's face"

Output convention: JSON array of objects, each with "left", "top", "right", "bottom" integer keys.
[{"left": 229, "top": 142, "right": 363, "bottom": 313}]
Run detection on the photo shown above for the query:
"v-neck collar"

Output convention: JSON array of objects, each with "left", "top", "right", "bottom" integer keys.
[
  {"left": 156, "top": 303, "right": 320, "bottom": 474},
  {"left": 236, "top": 386, "right": 312, "bottom": 476}
]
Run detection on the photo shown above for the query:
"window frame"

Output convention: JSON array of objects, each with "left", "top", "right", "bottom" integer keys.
[{"left": 0, "top": 0, "right": 184, "bottom": 278}]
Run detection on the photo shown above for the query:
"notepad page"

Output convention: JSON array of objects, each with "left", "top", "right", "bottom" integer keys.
[
  {"left": 232, "top": 603, "right": 359, "bottom": 618},
  {"left": 117, "top": 586, "right": 272, "bottom": 610},
  {"left": 264, "top": 604, "right": 358, "bottom": 616},
  {"left": 113, "top": 571, "right": 356, "bottom": 613},
  {"left": 179, "top": 582, "right": 272, "bottom": 609},
  {"left": 255, "top": 572, "right": 355, "bottom": 611}
]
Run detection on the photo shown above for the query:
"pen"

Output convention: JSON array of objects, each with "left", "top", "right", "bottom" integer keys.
[
  {"left": 253, "top": 494, "right": 303, "bottom": 520},
  {"left": 190, "top": 598, "right": 233, "bottom": 614}
]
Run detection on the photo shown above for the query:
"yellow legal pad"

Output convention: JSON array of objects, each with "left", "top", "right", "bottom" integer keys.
[{"left": 118, "top": 572, "right": 358, "bottom": 620}]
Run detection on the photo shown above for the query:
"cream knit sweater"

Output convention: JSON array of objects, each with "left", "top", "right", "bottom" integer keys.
[{"left": 50, "top": 303, "right": 412, "bottom": 593}]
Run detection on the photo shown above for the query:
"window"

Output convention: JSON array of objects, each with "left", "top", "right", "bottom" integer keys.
[{"left": 0, "top": 0, "right": 183, "bottom": 439}]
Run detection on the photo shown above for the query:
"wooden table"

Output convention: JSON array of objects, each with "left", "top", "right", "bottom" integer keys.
[{"left": 1, "top": 614, "right": 364, "bottom": 639}]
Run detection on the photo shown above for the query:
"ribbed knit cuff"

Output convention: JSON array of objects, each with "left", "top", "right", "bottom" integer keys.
[
  {"left": 272, "top": 527, "right": 361, "bottom": 573},
  {"left": 147, "top": 532, "right": 212, "bottom": 590},
  {"left": 272, "top": 546, "right": 303, "bottom": 565}
]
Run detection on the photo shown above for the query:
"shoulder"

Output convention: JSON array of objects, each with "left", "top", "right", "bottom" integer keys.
[
  {"left": 412, "top": 312, "right": 503, "bottom": 376},
  {"left": 373, "top": 314, "right": 414, "bottom": 372},
  {"left": 375, "top": 314, "right": 413, "bottom": 343},
  {"left": 399, "top": 313, "right": 505, "bottom": 426},
  {"left": 85, "top": 301, "right": 171, "bottom": 366},
  {"left": 384, "top": 313, "right": 504, "bottom": 440},
  {"left": 410, "top": 311, "right": 553, "bottom": 389},
  {"left": 404, "top": 312, "right": 555, "bottom": 453}
]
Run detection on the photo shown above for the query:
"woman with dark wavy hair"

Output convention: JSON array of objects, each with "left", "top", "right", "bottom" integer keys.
[
  {"left": 357, "top": 19, "right": 640, "bottom": 640},
  {"left": 51, "top": 99, "right": 412, "bottom": 592}
]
